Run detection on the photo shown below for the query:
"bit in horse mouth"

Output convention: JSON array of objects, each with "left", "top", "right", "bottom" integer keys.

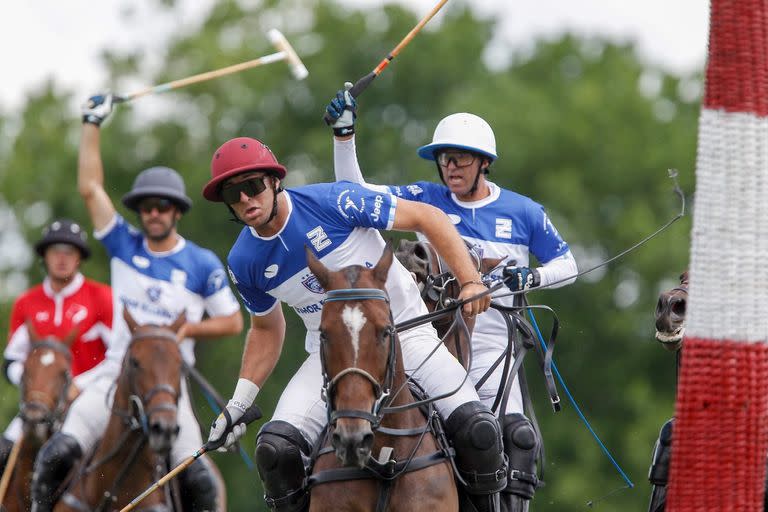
[{"left": 655, "top": 326, "right": 684, "bottom": 343}]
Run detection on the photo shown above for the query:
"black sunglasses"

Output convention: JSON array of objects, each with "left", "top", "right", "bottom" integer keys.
[
  {"left": 436, "top": 151, "right": 477, "bottom": 168},
  {"left": 138, "top": 198, "right": 175, "bottom": 214},
  {"left": 221, "top": 177, "right": 270, "bottom": 205}
]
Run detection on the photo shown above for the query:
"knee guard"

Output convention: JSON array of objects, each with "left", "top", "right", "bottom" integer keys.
[
  {"left": 501, "top": 414, "right": 539, "bottom": 501},
  {"left": 255, "top": 420, "right": 310, "bottom": 512},
  {"left": 179, "top": 457, "right": 219, "bottom": 511},
  {"left": 648, "top": 419, "right": 673, "bottom": 487},
  {"left": 445, "top": 401, "right": 507, "bottom": 499},
  {"left": 30, "top": 432, "right": 82, "bottom": 512}
]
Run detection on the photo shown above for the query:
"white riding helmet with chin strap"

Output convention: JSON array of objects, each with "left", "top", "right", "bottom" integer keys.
[{"left": 417, "top": 113, "right": 497, "bottom": 162}]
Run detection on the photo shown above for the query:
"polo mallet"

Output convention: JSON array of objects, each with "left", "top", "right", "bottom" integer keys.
[
  {"left": 323, "top": 0, "right": 449, "bottom": 124},
  {"left": 0, "top": 434, "right": 23, "bottom": 505},
  {"left": 119, "top": 404, "right": 262, "bottom": 512},
  {"left": 114, "top": 29, "right": 308, "bottom": 104}
]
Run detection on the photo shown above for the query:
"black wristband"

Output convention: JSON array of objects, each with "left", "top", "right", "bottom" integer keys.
[
  {"left": 333, "top": 125, "right": 355, "bottom": 137},
  {"left": 82, "top": 114, "right": 102, "bottom": 126}
]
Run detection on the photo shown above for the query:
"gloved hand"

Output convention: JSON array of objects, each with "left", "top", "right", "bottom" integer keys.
[
  {"left": 81, "top": 92, "right": 114, "bottom": 126},
  {"left": 326, "top": 82, "right": 356, "bottom": 137},
  {"left": 503, "top": 266, "right": 541, "bottom": 292},
  {"left": 207, "top": 404, "right": 247, "bottom": 452}
]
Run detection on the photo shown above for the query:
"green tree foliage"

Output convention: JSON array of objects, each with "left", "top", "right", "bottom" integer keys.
[{"left": 0, "top": 0, "right": 699, "bottom": 509}]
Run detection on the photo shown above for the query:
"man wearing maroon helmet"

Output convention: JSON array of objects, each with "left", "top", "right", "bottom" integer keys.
[{"left": 204, "top": 137, "right": 508, "bottom": 512}]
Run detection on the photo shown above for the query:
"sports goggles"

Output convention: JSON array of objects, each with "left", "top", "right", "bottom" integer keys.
[
  {"left": 221, "top": 177, "right": 269, "bottom": 205},
  {"left": 436, "top": 151, "right": 477, "bottom": 168},
  {"left": 138, "top": 198, "right": 175, "bottom": 214}
]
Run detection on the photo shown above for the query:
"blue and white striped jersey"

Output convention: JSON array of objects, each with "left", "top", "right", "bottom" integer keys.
[
  {"left": 226, "top": 182, "right": 429, "bottom": 353},
  {"left": 96, "top": 214, "right": 241, "bottom": 365}
]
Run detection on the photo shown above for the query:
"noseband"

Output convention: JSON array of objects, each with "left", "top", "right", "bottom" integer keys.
[
  {"left": 321, "top": 288, "right": 396, "bottom": 428},
  {"left": 19, "top": 340, "right": 72, "bottom": 428}
]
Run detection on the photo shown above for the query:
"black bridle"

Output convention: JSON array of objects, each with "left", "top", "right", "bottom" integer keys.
[
  {"left": 19, "top": 340, "right": 72, "bottom": 430},
  {"left": 320, "top": 288, "right": 397, "bottom": 429}
]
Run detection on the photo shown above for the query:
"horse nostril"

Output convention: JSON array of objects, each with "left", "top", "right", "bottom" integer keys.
[
  {"left": 671, "top": 297, "right": 687, "bottom": 317},
  {"left": 332, "top": 432, "right": 341, "bottom": 448},
  {"left": 361, "top": 432, "right": 374, "bottom": 452}
]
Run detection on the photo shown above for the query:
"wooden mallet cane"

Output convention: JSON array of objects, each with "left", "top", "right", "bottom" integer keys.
[
  {"left": 113, "top": 29, "right": 308, "bottom": 104},
  {"left": 0, "top": 434, "right": 24, "bottom": 506},
  {"left": 323, "top": 0, "right": 450, "bottom": 124},
  {"left": 118, "top": 404, "right": 262, "bottom": 512}
]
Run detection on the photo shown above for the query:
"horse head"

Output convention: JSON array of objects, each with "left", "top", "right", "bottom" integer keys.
[
  {"left": 121, "top": 308, "right": 184, "bottom": 454},
  {"left": 19, "top": 321, "right": 73, "bottom": 442},
  {"left": 307, "top": 245, "right": 397, "bottom": 469},
  {"left": 655, "top": 271, "right": 688, "bottom": 352}
]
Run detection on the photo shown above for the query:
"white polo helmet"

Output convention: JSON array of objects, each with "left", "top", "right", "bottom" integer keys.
[{"left": 417, "top": 113, "right": 497, "bottom": 162}]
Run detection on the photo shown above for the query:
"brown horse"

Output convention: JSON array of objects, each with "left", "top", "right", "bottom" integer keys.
[
  {"left": 55, "top": 310, "right": 184, "bottom": 512},
  {"left": 306, "top": 245, "right": 458, "bottom": 512},
  {"left": 395, "top": 239, "right": 502, "bottom": 369},
  {"left": 654, "top": 271, "right": 688, "bottom": 353},
  {"left": 1, "top": 325, "right": 74, "bottom": 512}
]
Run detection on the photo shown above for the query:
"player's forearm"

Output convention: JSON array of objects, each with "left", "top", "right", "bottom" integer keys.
[
  {"left": 333, "top": 135, "right": 366, "bottom": 184},
  {"left": 537, "top": 251, "right": 578, "bottom": 288},
  {"left": 181, "top": 311, "right": 243, "bottom": 340},
  {"left": 238, "top": 324, "right": 284, "bottom": 387},
  {"left": 418, "top": 208, "right": 481, "bottom": 285},
  {"left": 78, "top": 124, "right": 105, "bottom": 197}
]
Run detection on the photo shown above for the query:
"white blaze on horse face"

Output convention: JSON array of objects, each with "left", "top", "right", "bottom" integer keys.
[
  {"left": 40, "top": 351, "right": 55, "bottom": 367},
  {"left": 342, "top": 304, "right": 367, "bottom": 364}
]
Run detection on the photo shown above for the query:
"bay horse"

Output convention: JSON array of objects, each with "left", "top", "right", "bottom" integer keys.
[
  {"left": 1, "top": 324, "right": 74, "bottom": 512},
  {"left": 55, "top": 310, "right": 184, "bottom": 512},
  {"left": 305, "top": 245, "right": 458, "bottom": 512},
  {"left": 394, "top": 239, "right": 503, "bottom": 369}
]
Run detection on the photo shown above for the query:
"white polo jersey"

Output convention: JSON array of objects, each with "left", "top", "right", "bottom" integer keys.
[
  {"left": 226, "top": 182, "right": 429, "bottom": 353},
  {"left": 96, "top": 214, "right": 241, "bottom": 365}
]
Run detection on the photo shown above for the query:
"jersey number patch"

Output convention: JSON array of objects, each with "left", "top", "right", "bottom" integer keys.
[
  {"left": 307, "top": 226, "right": 332, "bottom": 251},
  {"left": 495, "top": 218, "right": 512, "bottom": 239}
]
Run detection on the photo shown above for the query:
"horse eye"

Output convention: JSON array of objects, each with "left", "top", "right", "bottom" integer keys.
[
  {"left": 319, "top": 331, "right": 328, "bottom": 344},
  {"left": 129, "top": 357, "right": 140, "bottom": 369}
]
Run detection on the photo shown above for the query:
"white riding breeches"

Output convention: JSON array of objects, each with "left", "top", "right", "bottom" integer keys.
[
  {"left": 4, "top": 416, "right": 21, "bottom": 442},
  {"left": 469, "top": 329, "right": 524, "bottom": 416},
  {"left": 60, "top": 359, "right": 202, "bottom": 466},
  {"left": 272, "top": 323, "right": 479, "bottom": 444}
]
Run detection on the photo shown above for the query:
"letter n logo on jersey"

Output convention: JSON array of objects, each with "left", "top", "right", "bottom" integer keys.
[
  {"left": 307, "top": 226, "right": 331, "bottom": 252},
  {"left": 495, "top": 218, "right": 513, "bottom": 239}
]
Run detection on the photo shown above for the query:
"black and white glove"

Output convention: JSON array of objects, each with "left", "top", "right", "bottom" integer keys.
[
  {"left": 206, "top": 378, "right": 259, "bottom": 452},
  {"left": 81, "top": 93, "right": 114, "bottom": 126},
  {"left": 503, "top": 266, "right": 541, "bottom": 292},
  {"left": 325, "top": 82, "right": 356, "bottom": 137}
]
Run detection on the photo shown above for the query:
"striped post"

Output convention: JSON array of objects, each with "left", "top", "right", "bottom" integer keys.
[{"left": 667, "top": 1, "right": 768, "bottom": 509}]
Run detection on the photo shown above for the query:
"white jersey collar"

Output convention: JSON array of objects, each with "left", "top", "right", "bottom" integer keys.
[
  {"left": 248, "top": 191, "right": 294, "bottom": 240},
  {"left": 142, "top": 235, "right": 186, "bottom": 257},
  {"left": 43, "top": 272, "right": 84, "bottom": 299},
  {"left": 451, "top": 181, "right": 501, "bottom": 209}
]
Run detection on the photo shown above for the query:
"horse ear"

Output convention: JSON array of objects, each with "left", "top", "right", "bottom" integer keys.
[
  {"left": 305, "top": 246, "right": 330, "bottom": 290},
  {"left": 123, "top": 307, "right": 139, "bottom": 333},
  {"left": 373, "top": 244, "right": 394, "bottom": 285},
  {"left": 680, "top": 270, "right": 689, "bottom": 284},
  {"left": 25, "top": 319, "right": 39, "bottom": 341},
  {"left": 169, "top": 311, "right": 187, "bottom": 333}
]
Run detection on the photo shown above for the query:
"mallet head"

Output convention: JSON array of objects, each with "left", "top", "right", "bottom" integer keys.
[{"left": 267, "top": 29, "right": 309, "bottom": 80}]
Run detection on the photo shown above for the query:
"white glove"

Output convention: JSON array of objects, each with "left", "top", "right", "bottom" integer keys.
[
  {"left": 82, "top": 92, "right": 114, "bottom": 126},
  {"left": 208, "top": 405, "right": 247, "bottom": 452},
  {"left": 207, "top": 378, "right": 259, "bottom": 452}
]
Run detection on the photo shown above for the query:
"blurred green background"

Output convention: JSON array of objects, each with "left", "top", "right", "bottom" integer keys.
[{"left": 0, "top": 0, "right": 698, "bottom": 509}]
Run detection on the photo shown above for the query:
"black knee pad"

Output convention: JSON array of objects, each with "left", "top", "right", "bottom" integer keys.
[
  {"left": 31, "top": 432, "right": 82, "bottom": 510},
  {"left": 445, "top": 401, "right": 507, "bottom": 495},
  {"left": 0, "top": 435, "right": 13, "bottom": 472},
  {"left": 179, "top": 457, "right": 219, "bottom": 511},
  {"left": 648, "top": 419, "right": 674, "bottom": 486},
  {"left": 501, "top": 413, "right": 539, "bottom": 500},
  {"left": 255, "top": 421, "right": 310, "bottom": 511}
]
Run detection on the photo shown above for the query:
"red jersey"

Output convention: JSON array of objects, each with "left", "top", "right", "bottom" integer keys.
[{"left": 6, "top": 273, "right": 112, "bottom": 379}]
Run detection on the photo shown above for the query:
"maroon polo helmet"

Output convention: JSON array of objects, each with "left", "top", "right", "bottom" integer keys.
[{"left": 203, "top": 137, "right": 287, "bottom": 202}]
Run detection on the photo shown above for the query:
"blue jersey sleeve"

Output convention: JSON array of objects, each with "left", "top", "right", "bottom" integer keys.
[
  {"left": 527, "top": 205, "right": 569, "bottom": 264},
  {"left": 97, "top": 215, "right": 142, "bottom": 260},
  {"left": 387, "top": 181, "right": 437, "bottom": 204},
  {"left": 198, "top": 251, "right": 230, "bottom": 298},
  {"left": 331, "top": 181, "right": 398, "bottom": 230},
  {"left": 226, "top": 265, "right": 277, "bottom": 316}
]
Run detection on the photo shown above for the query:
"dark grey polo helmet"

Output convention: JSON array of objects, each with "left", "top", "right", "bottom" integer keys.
[
  {"left": 121, "top": 166, "right": 192, "bottom": 213},
  {"left": 34, "top": 218, "right": 91, "bottom": 259}
]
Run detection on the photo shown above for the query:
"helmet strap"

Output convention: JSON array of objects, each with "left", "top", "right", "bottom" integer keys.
[{"left": 266, "top": 178, "right": 282, "bottom": 224}]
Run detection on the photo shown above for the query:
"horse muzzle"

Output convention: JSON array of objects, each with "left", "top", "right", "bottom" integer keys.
[
  {"left": 655, "top": 293, "right": 686, "bottom": 351},
  {"left": 148, "top": 416, "right": 180, "bottom": 454},
  {"left": 332, "top": 421, "right": 374, "bottom": 468}
]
